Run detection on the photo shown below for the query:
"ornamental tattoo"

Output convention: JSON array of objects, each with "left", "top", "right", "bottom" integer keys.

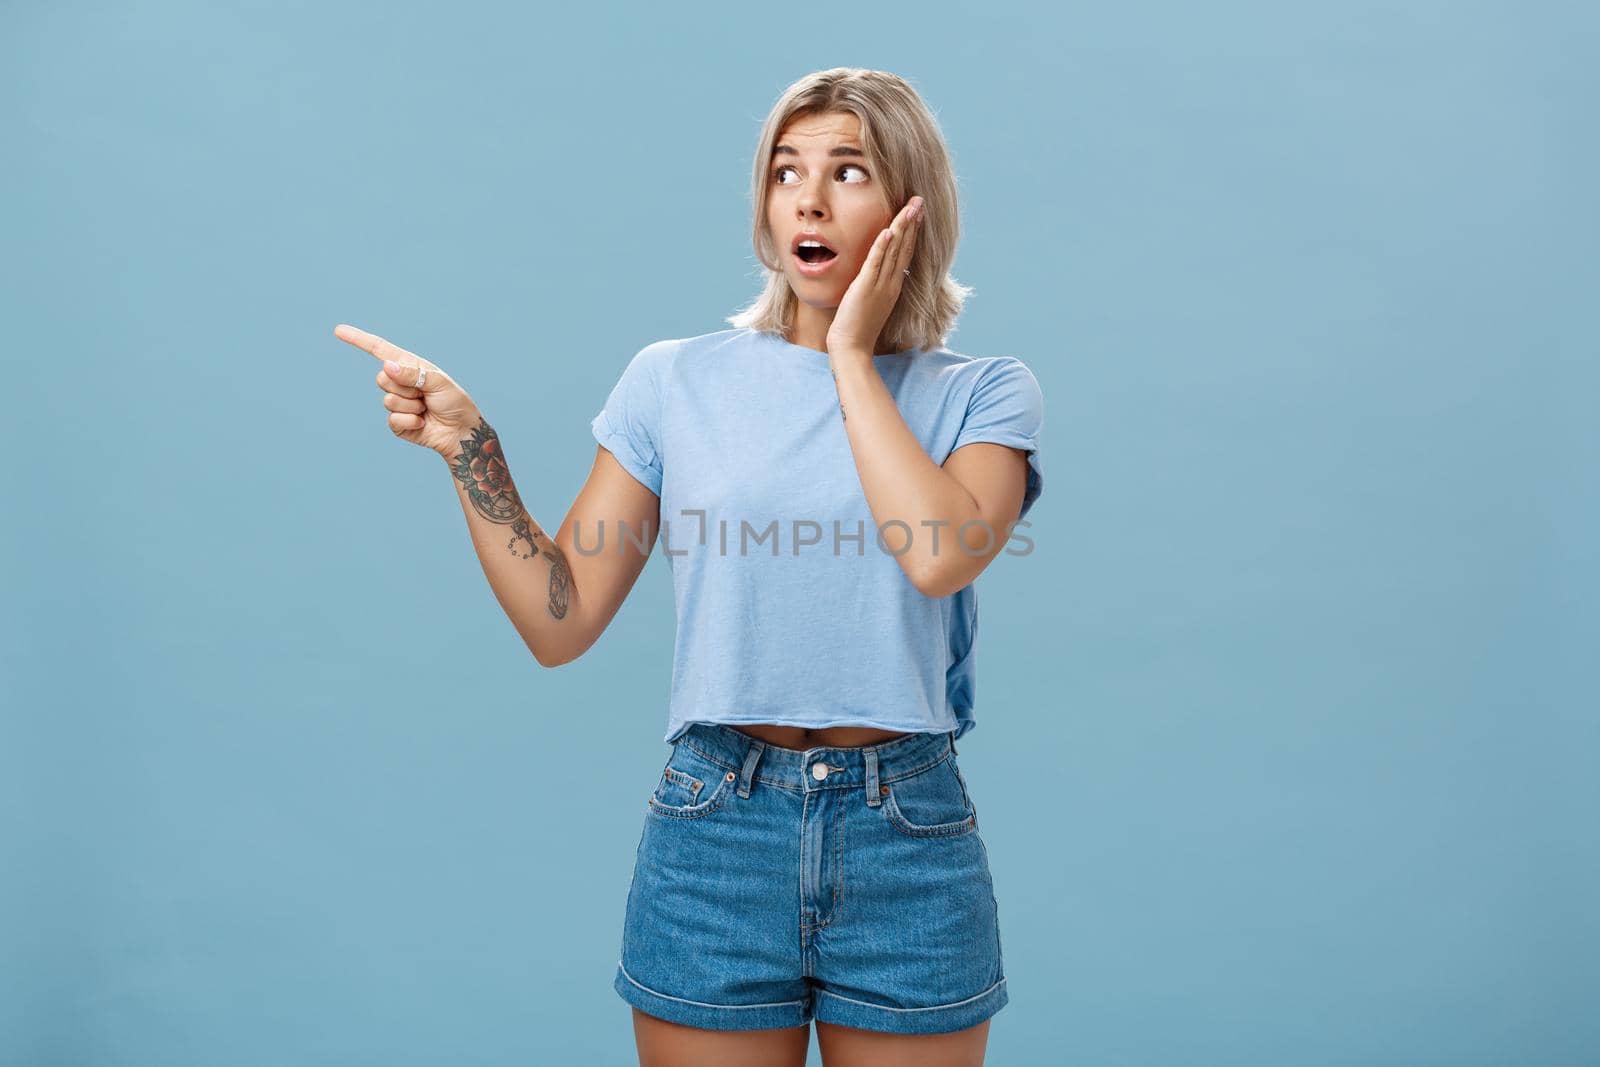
[{"left": 448, "top": 417, "right": 572, "bottom": 620}]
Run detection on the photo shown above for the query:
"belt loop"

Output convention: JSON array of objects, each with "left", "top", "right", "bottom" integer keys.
[
  {"left": 950, "top": 730, "right": 958, "bottom": 756},
  {"left": 737, "top": 739, "right": 766, "bottom": 798},
  {"left": 865, "top": 747, "right": 881, "bottom": 807}
]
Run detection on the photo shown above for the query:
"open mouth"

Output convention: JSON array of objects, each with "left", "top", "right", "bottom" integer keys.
[
  {"left": 792, "top": 237, "right": 840, "bottom": 275},
  {"left": 795, "top": 241, "right": 838, "bottom": 265}
]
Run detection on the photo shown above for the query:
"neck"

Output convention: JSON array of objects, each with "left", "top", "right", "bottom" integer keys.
[{"left": 788, "top": 302, "right": 894, "bottom": 357}]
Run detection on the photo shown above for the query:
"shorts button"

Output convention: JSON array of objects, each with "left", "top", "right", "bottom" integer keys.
[
  {"left": 812, "top": 762, "right": 829, "bottom": 781},
  {"left": 726, "top": 771, "right": 736, "bottom": 781},
  {"left": 880, "top": 784, "right": 890, "bottom": 795}
]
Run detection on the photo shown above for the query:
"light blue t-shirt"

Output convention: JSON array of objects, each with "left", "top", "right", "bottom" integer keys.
[{"left": 590, "top": 326, "right": 1044, "bottom": 744}]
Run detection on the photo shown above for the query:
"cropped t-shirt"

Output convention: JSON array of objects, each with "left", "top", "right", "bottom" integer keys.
[{"left": 590, "top": 326, "right": 1044, "bottom": 744}]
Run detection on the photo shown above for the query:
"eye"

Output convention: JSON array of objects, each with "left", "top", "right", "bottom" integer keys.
[{"left": 772, "top": 164, "right": 871, "bottom": 184}]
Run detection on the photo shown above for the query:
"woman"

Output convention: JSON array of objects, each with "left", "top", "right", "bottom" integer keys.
[{"left": 336, "top": 67, "right": 1042, "bottom": 1067}]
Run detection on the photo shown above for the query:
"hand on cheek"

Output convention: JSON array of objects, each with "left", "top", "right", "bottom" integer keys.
[{"left": 826, "top": 197, "right": 924, "bottom": 359}]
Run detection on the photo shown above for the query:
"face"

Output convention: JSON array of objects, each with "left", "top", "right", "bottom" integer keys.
[{"left": 765, "top": 110, "right": 895, "bottom": 311}]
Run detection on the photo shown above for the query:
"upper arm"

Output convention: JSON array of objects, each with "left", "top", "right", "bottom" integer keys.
[
  {"left": 546, "top": 341, "right": 673, "bottom": 662},
  {"left": 933, "top": 356, "right": 1044, "bottom": 591},
  {"left": 945, "top": 355, "right": 1044, "bottom": 523},
  {"left": 943, "top": 440, "right": 1033, "bottom": 549},
  {"left": 548, "top": 445, "right": 660, "bottom": 661}
]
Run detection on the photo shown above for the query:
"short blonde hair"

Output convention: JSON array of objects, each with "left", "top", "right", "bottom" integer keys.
[{"left": 725, "top": 68, "right": 975, "bottom": 354}]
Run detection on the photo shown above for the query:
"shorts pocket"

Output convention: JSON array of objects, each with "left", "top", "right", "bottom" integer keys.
[
  {"left": 880, "top": 753, "right": 979, "bottom": 838},
  {"left": 655, "top": 766, "right": 704, "bottom": 808},
  {"left": 647, "top": 742, "right": 737, "bottom": 820}
]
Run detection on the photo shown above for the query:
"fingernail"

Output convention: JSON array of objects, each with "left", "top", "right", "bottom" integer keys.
[{"left": 384, "top": 359, "right": 401, "bottom": 375}]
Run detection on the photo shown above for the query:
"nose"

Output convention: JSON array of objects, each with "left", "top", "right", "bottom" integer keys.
[{"left": 795, "top": 185, "right": 829, "bottom": 220}]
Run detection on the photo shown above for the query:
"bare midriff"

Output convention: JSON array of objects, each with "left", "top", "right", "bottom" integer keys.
[{"left": 727, "top": 723, "right": 911, "bottom": 750}]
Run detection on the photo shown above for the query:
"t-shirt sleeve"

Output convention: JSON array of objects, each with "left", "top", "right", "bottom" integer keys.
[
  {"left": 590, "top": 341, "right": 670, "bottom": 496},
  {"left": 950, "top": 355, "right": 1044, "bottom": 521}
]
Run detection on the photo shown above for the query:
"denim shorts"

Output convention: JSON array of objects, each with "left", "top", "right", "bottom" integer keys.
[{"left": 613, "top": 722, "right": 1007, "bottom": 1035}]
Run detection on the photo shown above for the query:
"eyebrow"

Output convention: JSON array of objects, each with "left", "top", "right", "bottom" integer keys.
[{"left": 771, "top": 144, "right": 867, "bottom": 159}]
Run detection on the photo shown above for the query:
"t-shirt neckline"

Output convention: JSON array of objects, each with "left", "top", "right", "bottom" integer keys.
[{"left": 748, "top": 327, "right": 920, "bottom": 362}]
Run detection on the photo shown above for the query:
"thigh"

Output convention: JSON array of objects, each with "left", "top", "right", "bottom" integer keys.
[
  {"left": 815, "top": 1016, "right": 992, "bottom": 1067},
  {"left": 632, "top": 1007, "right": 811, "bottom": 1067}
]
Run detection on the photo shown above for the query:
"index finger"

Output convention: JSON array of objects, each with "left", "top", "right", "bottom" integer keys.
[{"left": 333, "top": 323, "right": 418, "bottom": 365}]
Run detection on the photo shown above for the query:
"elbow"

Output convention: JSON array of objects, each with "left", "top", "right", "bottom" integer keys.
[
  {"left": 530, "top": 627, "right": 597, "bottom": 668},
  {"left": 530, "top": 638, "right": 575, "bottom": 669},
  {"left": 916, "top": 577, "right": 964, "bottom": 600},
  {"left": 534, "top": 645, "right": 586, "bottom": 669},
  {"left": 910, "top": 559, "right": 968, "bottom": 600},
  {"left": 529, "top": 596, "right": 595, "bottom": 668}
]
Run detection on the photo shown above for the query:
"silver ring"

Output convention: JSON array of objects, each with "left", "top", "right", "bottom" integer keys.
[{"left": 415, "top": 366, "right": 428, "bottom": 389}]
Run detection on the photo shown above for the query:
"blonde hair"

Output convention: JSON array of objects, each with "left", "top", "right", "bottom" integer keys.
[{"left": 725, "top": 68, "right": 975, "bottom": 354}]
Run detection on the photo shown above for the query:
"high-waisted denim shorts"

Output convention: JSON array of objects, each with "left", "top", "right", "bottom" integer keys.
[{"left": 613, "top": 722, "right": 1007, "bottom": 1035}]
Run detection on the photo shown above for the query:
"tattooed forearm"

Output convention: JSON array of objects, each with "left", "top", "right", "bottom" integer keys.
[
  {"left": 448, "top": 417, "right": 525, "bottom": 523},
  {"left": 506, "top": 513, "right": 572, "bottom": 618},
  {"left": 447, "top": 416, "right": 572, "bottom": 620},
  {"left": 544, "top": 542, "right": 571, "bottom": 619}
]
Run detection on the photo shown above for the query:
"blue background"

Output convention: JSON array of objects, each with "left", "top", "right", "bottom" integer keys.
[{"left": 4, "top": 1, "right": 1595, "bottom": 1064}]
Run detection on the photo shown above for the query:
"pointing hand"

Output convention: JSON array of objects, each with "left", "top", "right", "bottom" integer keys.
[{"left": 334, "top": 323, "right": 482, "bottom": 457}]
